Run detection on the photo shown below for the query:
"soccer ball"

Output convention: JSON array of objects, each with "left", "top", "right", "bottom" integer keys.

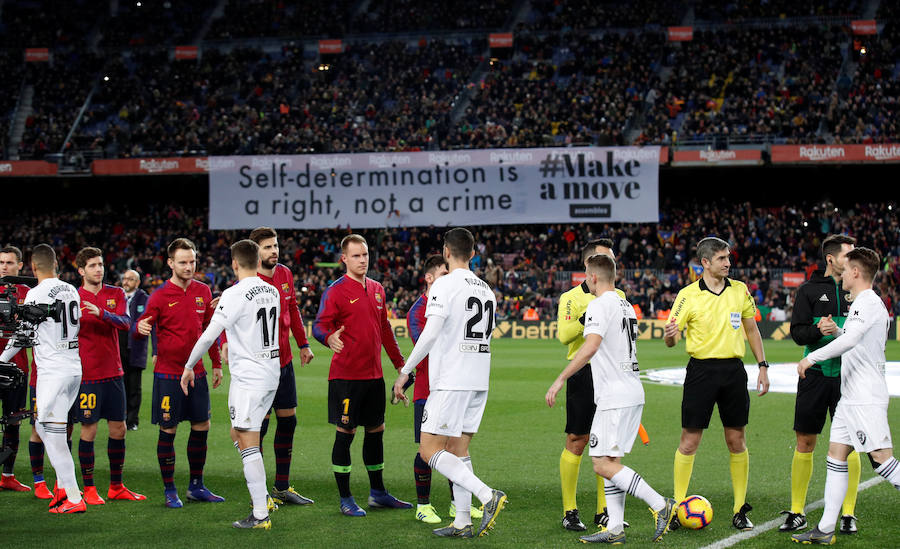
[{"left": 676, "top": 495, "right": 713, "bottom": 529}]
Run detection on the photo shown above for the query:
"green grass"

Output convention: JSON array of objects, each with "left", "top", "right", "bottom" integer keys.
[{"left": 2, "top": 339, "right": 899, "bottom": 548}]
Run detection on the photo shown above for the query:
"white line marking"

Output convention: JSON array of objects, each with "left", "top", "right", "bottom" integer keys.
[{"left": 699, "top": 476, "right": 884, "bottom": 549}]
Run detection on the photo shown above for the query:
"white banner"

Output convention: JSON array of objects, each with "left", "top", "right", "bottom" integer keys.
[{"left": 208, "top": 147, "right": 659, "bottom": 229}]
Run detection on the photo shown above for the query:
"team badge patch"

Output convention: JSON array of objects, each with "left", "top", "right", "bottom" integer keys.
[
  {"left": 282, "top": 282, "right": 290, "bottom": 293},
  {"left": 83, "top": 410, "right": 91, "bottom": 419},
  {"left": 106, "top": 299, "right": 117, "bottom": 308},
  {"left": 195, "top": 296, "right": 205, "bottom": 307},
  {"left": 229, "top": 406, "right": 236, "bottom": 420},
  {"left": 375, "top": 292, "right": 383, "bottom": 304},
  {"left": 589, "top": 434, "right": 598, "bottom": 448},
  {"left": 857, "top": 430, "right": 867, "bottom": 445},
  {"left": 421, "top": 409, "right": 428, "bottom": 424},
  {"left": 162, "top": 412, "right": 171, "bottom": 422},
  {"left": 341, "top": 415, "right": 350, "bottom": 425},
  {"left": 730, "top": 312, "right": 741, "bottom": 329},
  {"left": 137, "top": 305, "right": 145, "bottom": 313}
]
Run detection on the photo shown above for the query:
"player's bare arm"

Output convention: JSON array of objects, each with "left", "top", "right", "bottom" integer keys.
[{"left": 545, "top": 333, "right": 603, "bottom": 408}]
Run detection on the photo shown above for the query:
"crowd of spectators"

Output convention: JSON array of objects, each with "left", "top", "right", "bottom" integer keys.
[
  {"left": 353, "top": 0, "right": 514, "bottom": 34},
  {"left": 695, "top": 0, "right": 863, "bottom": 22},
  {"left": 0, "top": 0, "right": 102, "bottom": 49},
  {"left": 208, "top": 0, "right": 354, "bottom": 40},
  {"left": 99, "top": 0, "right": 217, "bottom": 48},
  {"left": 523, "top": 0, "right": 685, "bottom": 31},
  {"left": 3, "top": 199, "right": 897, "bottom": 325}
]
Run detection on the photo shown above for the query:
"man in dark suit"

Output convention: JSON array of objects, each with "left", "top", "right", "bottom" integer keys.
[{"left": 119, "top": 270, "right": 149, "bottom": 430}]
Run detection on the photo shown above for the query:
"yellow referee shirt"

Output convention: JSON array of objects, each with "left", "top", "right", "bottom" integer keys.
[
  {"left": 558, "top": 282, "right": 626, "bottom": 360},
  {"left": 668, "top": 278, "right": 757, "bottom": 360}
]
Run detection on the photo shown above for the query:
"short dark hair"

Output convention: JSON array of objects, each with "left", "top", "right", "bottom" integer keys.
[
  {"left": 341, "top": 234, "right": 367, "bottom": 252},
  {"left": 249, "top": 227, "right": 277, "bottom": 245},
  {"left": 0, "top": 245, "right": 22, "bottom": 262},
  {"left": 75, "top": 247, "right": 103, "bottom": 269},
  {"left": 231, "top": 239, "right": 260, "bottom": 270},
  {"left": 586, "top": 253, "right": 616, "bottom": 284},
  {"left": 697, "top": 237, "right": 729, "bottom": 262},
  {"left": 821, "top": 234, "right": 856, "bottom": 261},
  {"left": 31, "top": 244, "right": 56, "bottom": 273},
  {"left": 167, "top": 238, "right": 196, "bottom": 258},
  {"left": 582, "top": 238, "right": 615, "bottom": 263},
  {"left": 444, "top": 227, "right": 475, "bottom": 260},
  {"left": 845, "top": 247, "right": 880, "bottom": 282},
  {"left": 423, "top": 254, "right": 448, "bottom": 275}
]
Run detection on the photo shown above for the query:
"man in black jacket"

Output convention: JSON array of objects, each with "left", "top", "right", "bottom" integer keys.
[
  {"left": 781, "top": 235, "right": 860, "bottom": 534},
  {"left": 118, "top": 270, "right": 150, "bottom": 431}
]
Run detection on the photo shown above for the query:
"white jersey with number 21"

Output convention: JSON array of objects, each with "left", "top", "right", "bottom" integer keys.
[
  {"left": 425, "top": 268, "right": 496, "bottom": 391},
  {"left": 212, "top": 276, "right": 281, "bottom": 391}
]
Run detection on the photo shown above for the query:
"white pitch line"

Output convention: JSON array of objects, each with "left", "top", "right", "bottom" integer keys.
[{"left": 699, "top": 476, "right": 885, "bottom": 549}]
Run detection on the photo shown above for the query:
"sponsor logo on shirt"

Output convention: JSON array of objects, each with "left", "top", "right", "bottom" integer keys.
[
  {"left": 350, "top": 298, "right": 359, "bottom": 304},
  {"left": 819, "top": 294, "right": 830, "bottom": 302},
  {"left": 459, "top": 343, "right": 490, "bottom": 353},
  {"left": 168, "top": 302, "right": 178, "bottom": 307}
]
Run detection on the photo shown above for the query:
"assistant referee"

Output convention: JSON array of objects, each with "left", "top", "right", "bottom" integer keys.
[{"left": 664, "top": 237, "right": 769, "bottom": 531}]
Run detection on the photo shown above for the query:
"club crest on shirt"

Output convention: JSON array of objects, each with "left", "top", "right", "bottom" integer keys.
[
  {"left": 83, "top": 409, "right": 91, "bottom": 418},
  {"left": 106, "top": 299, "right": 117, "bottom": 309},
  {"left": 375, "top": 292, "right": 383, "bottom": 304},
  {"left": 341, "top": 414, "right": 350, "bottom": 425},
  {"left": 282, "top": 282, "right": 290, "bottom": 293},
  {"left": 137, "top": 305, "right": 145, "bottom": 313},
  {"left": 857, "top": 430, "right": 867, "bottom": 445},
  {"left": 162, "top": 412, "right": 171, "bottom": 422},
  {"left": 195, "top": 296, "right": 205, "bottom": 308},
  {"left": 589, "top": 434, "right": 598, "bottom": 448},
  {"left": 730, "top": 312, "right": 741, "bottom": 329},
  {"left": 421, "top": 409, "right": 428, "bottom": 424}
]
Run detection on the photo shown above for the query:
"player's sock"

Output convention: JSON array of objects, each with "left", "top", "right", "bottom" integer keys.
[
  {"left": 414, "top": 453, "right": 432, "bottom": 504},
  {"left": 332, "top": 430, "right": 354, "bottom": 498},
  {"left": 596, "top": 472, "right": 608, "bottom": 517},
  {"left": 452, "top": 456, "right": 474, "bottom": 528},
  {"left": 157, "top": 430, "right": 177, "bottom": 491},
  {"left": 604, "top": 478, "right": 627, "bottom": 535},
  {"left": 187, "top": 429, "right": 208, "bottom": 488},
  {"left": 259, "top": 416, "right": 270, "bottom": 456},
  {"left": 108, "top": 437, "right": 125, "bottom": 486},
  {"left": 559, "top": 448, "right": 581, "bottom": 513},
  {"left": 673, "top": 450, "right": 695, "bottom": 503},
  {"left": 842, "top": 451, "right": 860, "bottom": 514},
  {"left": 29, "top": 440, "right": 45, "bottom": 482},
  {"left": 78, "top": 439, "right": 95, "bottom": 487},
  {"left": 362, "top": 430, "right": 385, "bottom": 492},
  {"left": 273, "top": 415, "right": 296, "bottom": 491},
  {"left": 428, "top": 450, "right": 492, "bottom": 505},
  {"left": 611, "top": 466, "right": 665, "bottom": 512},
  {"left": 42, "top": 423, "right": 82, "bottom": 504},
  {"left": 874, "top": 456, "right": 900, "bottom": 489},
  {"left": 730, "top": 450, "right": 749, "bottom": 514},
  {"left": 817, "top": 457, "right": 848, "bottom": 534},
  {"left": 241, "top": 446, "right": 268, "bottom": 520},
  {"left": 1, "top": 424, "right": 19, "bottom": 474},
  {"left": 790, "top": 449, "right": 814, "bottom": 514}
]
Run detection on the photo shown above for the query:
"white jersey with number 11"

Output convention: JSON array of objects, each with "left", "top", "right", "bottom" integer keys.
[{"left": 424, "top": 268, "right": 495, "bottom": 391}]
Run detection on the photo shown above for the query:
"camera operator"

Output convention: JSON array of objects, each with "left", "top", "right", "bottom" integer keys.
[
  {"left": 0, "top": 244, "right": 86, "bottom": 513},
  {"left": 0, "top": 245, "right": 32, "bottom": 492}
]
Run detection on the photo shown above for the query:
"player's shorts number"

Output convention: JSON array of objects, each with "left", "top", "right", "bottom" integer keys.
[
  {"left": 465, "top": 297, "right": 494, "bottom": 339},
  {"left": 342, "top": 398, "right": 350, "bottom": 415},
  {"left": 79, "top": 392, "right": 97, "bottom": 409},
  {"left": 161, "top": 395, "right": 171, "bottom": 412}
]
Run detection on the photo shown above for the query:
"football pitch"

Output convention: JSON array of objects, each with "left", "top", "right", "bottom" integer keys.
[{"left": 2, "top": 338, "right": 899, "bottom": 548}]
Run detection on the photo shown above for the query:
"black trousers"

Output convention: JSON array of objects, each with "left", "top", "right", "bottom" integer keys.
[{"left": 123, "top": 365, "right": 143, "bottom": 426}]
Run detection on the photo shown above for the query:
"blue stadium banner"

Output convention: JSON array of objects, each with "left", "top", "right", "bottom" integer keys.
[{"left": 207, "top": 147, "right": 660, "bottom": 229}]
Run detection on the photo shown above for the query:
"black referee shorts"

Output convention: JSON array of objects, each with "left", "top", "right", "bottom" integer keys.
[
  {"left": 328, "top": 378, "right": 385, "bottom": 429},
  {"left": 565, "top": 364, "right": 595, "bottom": 436},
  {"left": 793, "top": 369, "right": 841, "bottom": 434},
  {"left": 682, "top": 358, "right": 749, "bottom": 429}
]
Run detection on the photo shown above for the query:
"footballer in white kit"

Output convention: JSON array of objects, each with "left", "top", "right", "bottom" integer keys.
[
  {"left": 793, "top": 247, "right": 900, "bottom": 544},
  {"left": 546, "top": 254, "right": 675, "bottom": 544},
  {"left": 181, "top": 240, "right": 284, "bottom": 530},
  {"left": 418, "top": 267, "right": 495, "bottom": 438}
]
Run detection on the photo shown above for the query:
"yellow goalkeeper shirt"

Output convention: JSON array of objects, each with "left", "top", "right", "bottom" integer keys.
[{"left": 557, "top": 282, "right": 626, "bottom": 360}]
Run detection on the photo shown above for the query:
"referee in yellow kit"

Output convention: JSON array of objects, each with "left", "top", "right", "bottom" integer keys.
[{"left": 664, "top": 237, "right": 769, "bottom": 531}]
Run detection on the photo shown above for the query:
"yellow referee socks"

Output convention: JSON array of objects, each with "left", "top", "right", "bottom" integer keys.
[
  {"left": 673, "top": 450, "right": 695, "bottom": 504},
  {"left": 596, "top": 473, "right": 608, "bottom": 515},
  {"left": 730, "top": 450, "right": 749, "bottom": 514},
  {"left": 560, "top": 448, "right": 582, "bottom": 513},
  {"left": 843, "top": 451, "right": 861, "bottom": 516},
  {"left": 790, "top": 450, "right": 814, "bottom": 514}
]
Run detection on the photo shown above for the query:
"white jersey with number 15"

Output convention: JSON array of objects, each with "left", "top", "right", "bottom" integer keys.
[{"left": 424, "top": 268, "right": 496, "bottom": 391}]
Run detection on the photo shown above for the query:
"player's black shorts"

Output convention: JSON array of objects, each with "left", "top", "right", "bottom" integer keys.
[
  {"left": 151, "top": 373, "right": 210, "bottom": 428},
  {"left": 565, "top": 364, "right": 595, "bottom": 435},
  {"left": 328, "top": 378, "right": 385, "bottom": 429},
  {"left": 0, "top": 378, "right": 28, "bottom": 420},
  {"left": 72, "top": 376, "right": 126, "bottom": 424},
  {"left": 682, "top": 358, "right": 749, "bottom": 429},
  {"left": 793, "top": 369, "right": 841, "bottom": 434},
  {"left": 414, "top": 398, "right": 427, "bottom": 443},
  {"left": 271, "top": 362, "right": 298, "bottom": 410}
]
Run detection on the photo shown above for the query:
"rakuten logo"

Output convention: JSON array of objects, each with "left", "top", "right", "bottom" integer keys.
[
  {"left": 799, "top": 146, "right": 845, "bottom": 160},
  {"left": 139, "top": 159, "right": 179, "bottom": 172},
  {"left": 865, "top": 144, "right": 900, "bottom": 160},
  {"left": 699, "top": 150, "right": 736, "bottom": 161}
]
